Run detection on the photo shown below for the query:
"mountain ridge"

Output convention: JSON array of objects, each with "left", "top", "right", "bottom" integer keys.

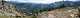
[{"left": 7, "top": 1, "right": 80, "bottom": 15}]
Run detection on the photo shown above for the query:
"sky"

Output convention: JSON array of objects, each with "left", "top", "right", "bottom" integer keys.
[{"left": 5, "top": 0, "right": 80, "bottom": 4}]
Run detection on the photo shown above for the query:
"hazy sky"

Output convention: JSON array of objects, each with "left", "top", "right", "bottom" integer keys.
[{"left": 5, "top": 0, "right": 80, "bottom": 4}]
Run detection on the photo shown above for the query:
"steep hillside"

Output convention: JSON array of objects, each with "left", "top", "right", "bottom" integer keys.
[
  {"left": 37, "top": 1, "right": 80, "bottom": 18},
  {"left": 0, "top": 1, "right": 23, "bottom": 16}
]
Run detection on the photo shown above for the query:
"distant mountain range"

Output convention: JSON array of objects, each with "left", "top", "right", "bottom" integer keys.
[{"left": 7, "top": 1, "right": 80, "bottom": 15}]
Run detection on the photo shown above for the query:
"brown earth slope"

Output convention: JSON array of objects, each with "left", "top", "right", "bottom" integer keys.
[{"left": 38, "top": 7, "right": 80, "bottom": 18}]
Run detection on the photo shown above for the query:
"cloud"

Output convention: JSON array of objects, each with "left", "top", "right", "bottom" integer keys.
[
  {"left": 64, "top": 0, "right": 80, "bottom": 1},
  {"left": 4, "top": 0, "right": 80, "bottom": 4},
  {"left": 5, "top": 0, "right": 63, "bottom": 4}
]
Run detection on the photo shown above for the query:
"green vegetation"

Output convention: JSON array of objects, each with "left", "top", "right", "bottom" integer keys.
[{"left": 32, "top": 16, "right": 37, "bottom": 18}]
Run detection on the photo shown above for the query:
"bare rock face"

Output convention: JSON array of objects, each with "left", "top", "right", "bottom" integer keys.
[
  {"left": 0, "top": 1, "right": 23, "bottom": 16},
  {"left": 38, "top": 7, "right": 79, "bottom": 18}
]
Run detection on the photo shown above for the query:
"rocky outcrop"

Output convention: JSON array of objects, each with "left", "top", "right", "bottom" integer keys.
[{"left": 0, "top": 1, "right": 23, "bottom": 16}]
